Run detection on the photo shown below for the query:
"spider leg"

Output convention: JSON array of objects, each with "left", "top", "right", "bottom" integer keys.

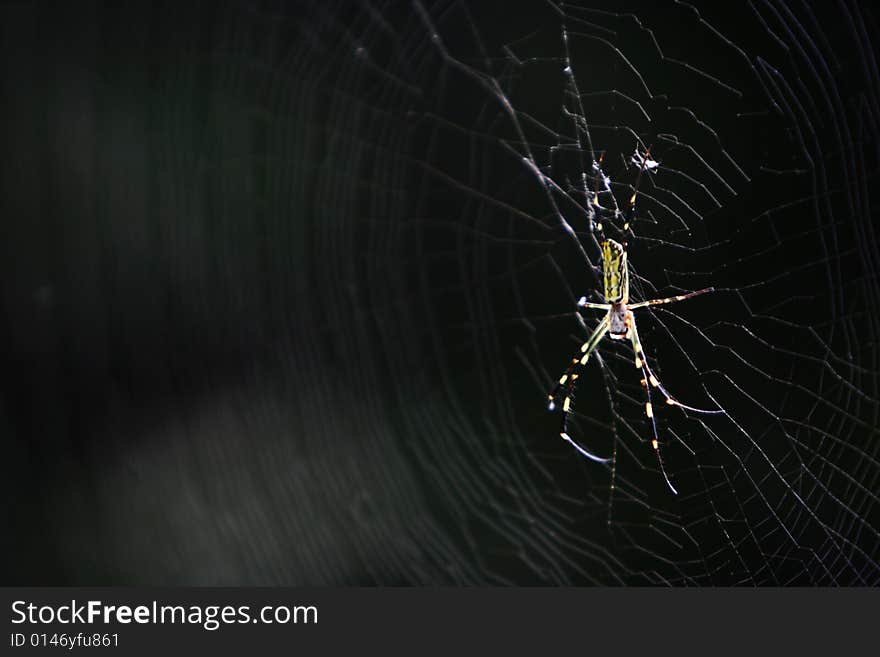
[
  {"left": 628, "top": 287, "right": 714, "bottom": 309},
  {"left": 627, "top": 310, "right": 723, "bottom": 414},
  {"left": 591, "top": 152, "right": 605, "bottom": 208},
  {"left": 623, "top": 143, "right": 652, "bottom": 232},
  {"left": 626, "top": 311, "right": 678, "bottom": 494},
  {"left": 638, "top": 352, "right": 678, "bottom": 495},
  {"left": 577, "top": 297, "right": 612, "bottom": 310},
  {"left": 548, "top": 315, "right": 611, "bottom": 463},
  {"left": 548, "top": 315, "right": 609, "bottom": 411}
]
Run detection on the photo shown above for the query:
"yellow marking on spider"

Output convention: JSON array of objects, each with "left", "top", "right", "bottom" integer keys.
[
  {"left": 635, "top": 356, "right": 642, "bottom": 369},
  {"left": 634, "top": 342, "right": 641, "bottom": 353},
  {"left": 563, "top": 397, "right": 571, "bottom": 412},
  {"left": 666, "top": 398, "right": 677, "bottom": 406},
  {"left": 645, "top": 402, "right": 653, "bottom": 418},
  {"left": 651, "top": 439, "right": 659, "bottom": 450},
  {"left": 601, "top": 240, "right": 627, "bottom": 302},
  {"left": 580, "top": 353, "right": 589, "bottom": 364},
  {"left": 559, "top": 374, "right": 568, "bottom": 385},
  {"left": 649, "top": 374, "right": 659, "bottom": 387},
  {"left": 581, "top": 342, "right": 590, "bottom": 353},
  {"left": 629, "top": 192, "right": 637, "bottom": 205}
]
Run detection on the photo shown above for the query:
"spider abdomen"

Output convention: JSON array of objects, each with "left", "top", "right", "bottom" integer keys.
[{"left": 601, "top": 239, "right": 628, "bottom": 304}]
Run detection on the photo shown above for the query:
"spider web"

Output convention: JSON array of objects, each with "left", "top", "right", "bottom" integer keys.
[
  {"left": 4, "top": 0, "right": 877, "bottom": 585},
  {"left": 303, "top": 0, "right": 880, "bottom": 585}
]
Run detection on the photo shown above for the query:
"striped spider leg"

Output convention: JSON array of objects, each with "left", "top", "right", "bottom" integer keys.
[
  {"left": 548, "top": 147, "right": 721, "bottom": 494},
  {"left": 547, "top": 314, "right": 611, "bottom": 463}
]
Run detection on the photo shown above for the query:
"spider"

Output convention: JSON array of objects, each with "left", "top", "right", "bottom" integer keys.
[{"left": 547, "top": 147, "right": 721, "bottom": 494}]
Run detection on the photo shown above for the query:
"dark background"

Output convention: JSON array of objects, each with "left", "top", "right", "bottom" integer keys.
[{"left": 2, "top": 1, "right": 878, "bottom": 584}]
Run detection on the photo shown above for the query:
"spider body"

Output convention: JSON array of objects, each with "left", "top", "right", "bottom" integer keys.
[
  {"left": 601, "top": 239, "right": 630, "bottom": 338},
  {"left": 607, "top": 301, "right": 630, "bottom": 341},
  {"left": 547, "top": 148, "right": 721, "bottom": 494},
  {"left": 601, "top": 239, "right": 628, "bottom": 303}
]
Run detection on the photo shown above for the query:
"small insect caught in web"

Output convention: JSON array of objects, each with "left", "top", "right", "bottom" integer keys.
[{"left": 548, "top": 146, "right": 722, "bottom": 495}]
